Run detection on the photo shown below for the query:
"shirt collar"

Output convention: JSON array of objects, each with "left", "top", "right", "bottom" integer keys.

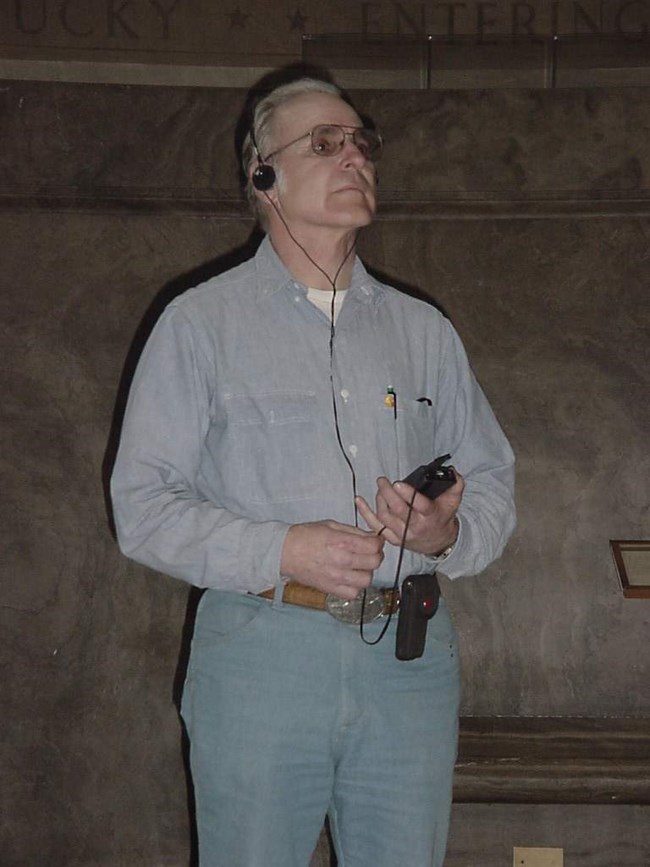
[{"left": 254, "top": 234, "right": 384, "bottom": 305}]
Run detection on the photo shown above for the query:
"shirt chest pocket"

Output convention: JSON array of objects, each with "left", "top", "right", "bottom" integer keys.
[
  {"left": 224, "top": 391, "right": 325, "bottom": 504},
  {"left": 378, "top": 396, "right": 437, "bottom": 476}
]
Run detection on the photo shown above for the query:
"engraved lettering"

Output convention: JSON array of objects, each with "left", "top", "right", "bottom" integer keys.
[
  {"left": 6, "top": 1, "right": 649, "bottom": 50},
  {"left": 573, "top": 1, "right": 602, "bottom": 34},
  {"left": 15, "top": 0, "right": 47, "bottom": 34},
  {"left": 59, "top": 0, "right": 93, "bottom": 36},
  {"left": 512, "top": 2, "right": 536, "bottom": 35},
  {"left": 393, "top": 2, "right": 425, "bottom": 34},
  {"left": 107, "top": 0, "right": 138, "bottom": 38},
  {"left": 615, "top": 0, "right": 648, "bottom": 39},
  {"left": 477, "top": 1, "right": 498, "bottom": 42},
  {"left": 148, "top": 0, "right": 180, "bottom": 39},
  {"left": 436, "top": 3, "right": 466, "bottom": 40}
]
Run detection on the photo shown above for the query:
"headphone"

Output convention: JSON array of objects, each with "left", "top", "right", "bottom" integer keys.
[
  {"left": 250, "top": 127, "right": 276, "bottom": 191},
  {"left": 252, "top": 161, "right": 276, "bottom": 191}
]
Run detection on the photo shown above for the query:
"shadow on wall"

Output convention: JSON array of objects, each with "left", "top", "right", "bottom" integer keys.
[
  {"left": 101, "top": 228, "right": 264, "bottom": 867},
  {"left": 101, "top": 228, "right": 264, "bottom": 539}
]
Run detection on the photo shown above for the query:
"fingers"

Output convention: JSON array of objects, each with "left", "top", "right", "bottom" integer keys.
[
  {"left": 354, "top": 496, "right": 384, "bottom": 534},
  {"left": 325, "top": 518, "right": 383, "bottom": 541},
  {"left": 359, "top": 473, "right": 464, "bottom": 554},
  {"left": 325, "top": 520, "right": 385, "bottom": 560},
  {"left": 380, "top": 472, "right": 464, "bottom": 518},
  {"left": 327, "top": 575, "right": 373, "bottom": 600},
  {"left": 280, "top": 520, "right": 384, "bottom": 599},
  {"left": 327, "top": 525, "right": 384, "bottom": 586},
  {"left": 356, "top": 488, "right": 407, "bottom": 546}
]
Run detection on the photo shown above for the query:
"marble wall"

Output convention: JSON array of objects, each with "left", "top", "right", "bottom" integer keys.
[{"left": 1, "top": 80, "right": 649, "bottom": 864}]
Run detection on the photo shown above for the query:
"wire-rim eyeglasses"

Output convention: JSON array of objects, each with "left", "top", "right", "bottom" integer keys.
[{"left": 263, "top": 123, "right": 383, "bottom": 163}]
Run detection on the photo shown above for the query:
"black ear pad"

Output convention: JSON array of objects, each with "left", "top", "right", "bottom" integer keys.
[{"left": 252, "top": 163, "right": 276, "bottom": 191}]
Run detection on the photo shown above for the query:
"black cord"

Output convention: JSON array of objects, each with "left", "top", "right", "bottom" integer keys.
[
  {"left": 359, "top": 486, "right": 418, "bottom": 645},
  {"left": 264, "top": 192, "right": 356, "bottom": 295},
  {"left": 266, "top": 194, "right": 407, "bottom": 633},
  {"left": 265, "top": 193, "right": 360, "bottom": 517}
]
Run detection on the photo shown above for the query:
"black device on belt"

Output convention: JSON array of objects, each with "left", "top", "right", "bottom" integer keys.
[
  {"left": 359, "top": 454, "right": 454, "bottom": 659},
  {"left": 394, "top": 454, "right": 452, "bottom": 660},
  {"left": 395, "top": 573, "right": 441, "bottom": 660}
]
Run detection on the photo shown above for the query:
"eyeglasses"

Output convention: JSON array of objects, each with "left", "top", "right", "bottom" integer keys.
[{"left": 263, "top": 124, "right": 383, "bottom": 163}]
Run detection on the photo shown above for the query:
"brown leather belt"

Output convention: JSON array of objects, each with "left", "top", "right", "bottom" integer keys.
[{"left": 258, "top": 581, "right": 399, "bottom": 624}]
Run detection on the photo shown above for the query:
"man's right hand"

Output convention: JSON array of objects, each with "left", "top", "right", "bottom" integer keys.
[{"left": 280, "top": 521, "right": 384, "bottom": 600}]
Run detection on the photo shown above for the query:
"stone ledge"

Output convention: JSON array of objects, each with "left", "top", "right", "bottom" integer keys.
[
  {"left": 455, "top": 717, "right": 650, "bottom": 805},
  {"left": 3, "top": 185, "right": 650, "bottom": 219}
]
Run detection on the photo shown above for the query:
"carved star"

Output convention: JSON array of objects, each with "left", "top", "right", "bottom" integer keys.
[
  {"left": 288, "top": 8, "right": 308, "bottom": 32},
  {"left": 226, "top": 8, "right": 249, "bottom": 28}
]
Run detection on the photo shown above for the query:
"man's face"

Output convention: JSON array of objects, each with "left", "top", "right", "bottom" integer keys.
[{"left": 262, "top": 92, "right": 378, "bottom": 235}]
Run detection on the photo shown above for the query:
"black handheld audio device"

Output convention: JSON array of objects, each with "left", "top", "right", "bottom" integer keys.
[{"left": 402, "top": 453, "right": 455, "bottom": 500}]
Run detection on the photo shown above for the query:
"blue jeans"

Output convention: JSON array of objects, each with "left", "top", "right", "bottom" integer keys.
[{"left": 181, "top": 589, "right": 460, "bottom": 867}]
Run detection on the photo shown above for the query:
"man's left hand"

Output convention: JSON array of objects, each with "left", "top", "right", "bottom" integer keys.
[{"left": 355, "top": 471, "right": 464, "bottom": 556}]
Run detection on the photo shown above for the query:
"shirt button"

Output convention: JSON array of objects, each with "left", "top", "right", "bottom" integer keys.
[
  {"left": 340, "top": 389, "right": 350, "bottom": 402},
  {"left": 349, "top": 444, "right": 358, "bottom": 457}
]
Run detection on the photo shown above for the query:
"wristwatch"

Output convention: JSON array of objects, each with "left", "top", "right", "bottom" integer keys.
[
  {"left": 430, "top": 518, "right": 459, "bottom": 561},
  {"left": 430, "top": 541, "right": 455, "bottom": 561}
]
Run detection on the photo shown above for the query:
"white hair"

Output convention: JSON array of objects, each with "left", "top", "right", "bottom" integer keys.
[{"left": 242, "top": 78, "right": 344, "bottom": 229}]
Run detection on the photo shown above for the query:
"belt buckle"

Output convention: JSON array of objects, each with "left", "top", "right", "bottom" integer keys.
[{"left": 325, "top": 588, "right": 385, "bottom": 625}]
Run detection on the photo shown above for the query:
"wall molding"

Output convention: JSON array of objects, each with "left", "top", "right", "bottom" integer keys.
[
  {"left": 455, "top": 717, "right": 650, "bottom": 804},
  {"left": 3, "top": 184, "right": 650, "bottom": 219}
]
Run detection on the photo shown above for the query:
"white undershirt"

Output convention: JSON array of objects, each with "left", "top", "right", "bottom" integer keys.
[{"left": 306, "top": 287, "right": 348, "bottom": 323}]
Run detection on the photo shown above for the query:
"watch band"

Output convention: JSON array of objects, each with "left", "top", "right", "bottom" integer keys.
[
  {"left": 430, "top": 517, "right": 459, "bottom": 561},
  {"left": 430, "top": 541, "right": 455, "bottom": 561}
]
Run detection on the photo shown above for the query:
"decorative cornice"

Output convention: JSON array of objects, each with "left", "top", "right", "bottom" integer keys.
[{"left": 3, "top": 185, "right": 650, "bottom": 219}]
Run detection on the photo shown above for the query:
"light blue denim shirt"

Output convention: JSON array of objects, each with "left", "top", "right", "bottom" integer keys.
[{"left": 111, "top": 236, "right": 515, "bottom": 593}]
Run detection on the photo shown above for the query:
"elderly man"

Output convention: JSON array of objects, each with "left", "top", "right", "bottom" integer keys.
[{"left": 111, "top": 77, "right": 515, "bottom": 867}]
